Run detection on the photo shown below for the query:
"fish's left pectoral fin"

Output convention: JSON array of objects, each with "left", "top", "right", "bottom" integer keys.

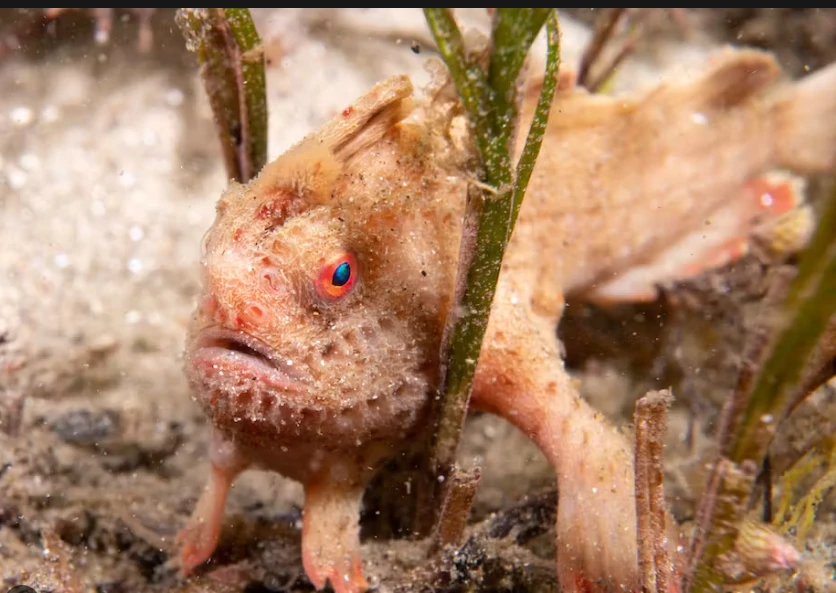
[{"left": 302, "top": 478, "right": 368, "bottom": 593}]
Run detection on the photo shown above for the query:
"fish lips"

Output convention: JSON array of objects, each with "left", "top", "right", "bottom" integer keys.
[{"left": 186, "top": 327, "right": 305, "bottom": 395}]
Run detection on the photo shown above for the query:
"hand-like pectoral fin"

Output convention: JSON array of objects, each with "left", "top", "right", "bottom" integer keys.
[
  {"left": 178, "top": 430, "right": 250, "bottom": 576},
  {"left": 302, "top": 478, "right": 368, "bottom": 593}
]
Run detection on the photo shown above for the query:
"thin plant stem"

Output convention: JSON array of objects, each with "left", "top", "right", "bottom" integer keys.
[
  {"left": 634, "top": 389, "right": 674, "bottom": 593},
  {"left": 576, "top": 8, "right": 627, "bottom": 89},
  {"left": 176, "top": 8, "right": 267, "bottom": 183},
  {"left": 420, "top": 8, "right": 561, "bottom": 533}
]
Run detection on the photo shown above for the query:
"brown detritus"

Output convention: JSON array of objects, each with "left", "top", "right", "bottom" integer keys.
[
  {"left": 423, "top": 490, "right": 559, "bottom": 593},
  {"left": 481, "top": 489, "right": 557, "bottom": 543},
  {"left": 430, "top": 466, "right": 481, "bottom": 553},
  {"left": 634, "top": 389, "right": 675, "bottom": 593},
  {"left": 0, "top": 388, "right": 25, "bottom": 437},
  {"left": 36, "top": 528, "right": 85, "bottom": 593}
]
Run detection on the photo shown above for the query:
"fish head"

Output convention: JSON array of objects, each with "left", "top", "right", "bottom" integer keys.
[{"left": 185, "top": 76, "right": 462, "bottom": 455}]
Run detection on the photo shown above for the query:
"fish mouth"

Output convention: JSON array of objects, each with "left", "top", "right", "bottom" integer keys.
[{"left": 189, "top": 327, "right": 305, "bottom": 392}]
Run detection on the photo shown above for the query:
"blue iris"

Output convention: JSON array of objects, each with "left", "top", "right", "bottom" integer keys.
[{"left": 332, "top": 261, "right": 351, "bottom": 286}]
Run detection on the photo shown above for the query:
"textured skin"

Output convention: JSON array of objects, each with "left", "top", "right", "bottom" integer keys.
[{"left": 179, "top": 47, "right": 836, "bottom": 592}]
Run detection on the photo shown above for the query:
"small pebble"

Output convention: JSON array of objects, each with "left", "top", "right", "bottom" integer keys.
[{"left": 51, "top": 408, "right": 120, "bottom": 445}]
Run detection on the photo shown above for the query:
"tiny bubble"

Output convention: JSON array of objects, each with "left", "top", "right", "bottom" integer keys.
[
  {"left": 165, "top": 88, "right": 185, "bottom": 107},
  {"left": 129, "top": 225, "right": 145, "bottom": 242},
  {"left": 691, "top": 112, "right": 708, "bottom": 125},
  {"left": 19, "top": 153, "right": 40, "bottom": 171},
  {"left": 41, "top": 105, "right": 61, "bottom": 122},
  {"left": 761, "top": 414, "right": 774, "bottom": 424},
  {"left": 10, "top": 106, "right": 33, "bottom": 126},
  {"left": 91, "top": 198, "right": 110, "bottom": 218},
  {"left": 54, "top": 253, "right": 70, "bottom": 269},
  {"left": 7, "top": 167, "right": 27, "bottom": 189},
  {"left": 119, "top": 170, "right": 136, "bottom": 188},
  {"left": 143, "top": 129, "right": 158, "bottom": 147},
  {"left": 127, "top": 258, "right": 143, "bottom": 274}
]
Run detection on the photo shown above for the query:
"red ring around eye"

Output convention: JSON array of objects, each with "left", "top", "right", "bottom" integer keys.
[{"left": 316, "top": 252, "right": 358, "bottom": 300}]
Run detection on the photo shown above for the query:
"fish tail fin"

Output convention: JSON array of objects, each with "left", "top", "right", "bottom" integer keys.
[{"left": 772, "top": 61, "right": 836, "bottom": 173}]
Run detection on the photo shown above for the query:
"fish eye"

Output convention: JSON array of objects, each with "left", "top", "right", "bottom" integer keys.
[{"left": 316, "top": 252, "right": 358, "bottom": 300}]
